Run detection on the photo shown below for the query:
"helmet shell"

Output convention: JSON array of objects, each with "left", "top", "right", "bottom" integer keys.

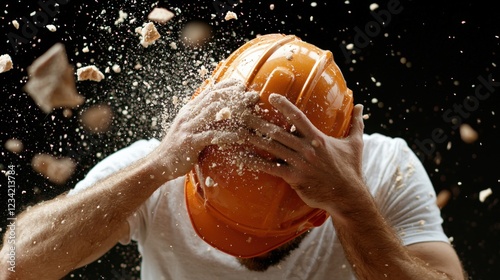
[{"left": 185, "top": 34, "right": 353, "bottom": 258}]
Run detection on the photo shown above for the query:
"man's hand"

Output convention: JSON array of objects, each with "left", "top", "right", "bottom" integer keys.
[
  {"left": 152, "top": 78, "right": 259, "bottom": 180},
  {"left": 0, "top": 78, "right": 259, "bottom": 280},
  {"left": 241, "top": 93, "right": 465, "bottom": 279},
  {"left": 242, "top": 93, "right": 365, "bottom": 214}
]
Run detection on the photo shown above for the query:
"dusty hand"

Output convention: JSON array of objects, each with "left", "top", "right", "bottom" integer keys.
[
  {"left": 152, "top": 78, "right": 259, "bottom": 180},
  {"left": 242, "top": 93, "right": 365, "bottom": 213}
]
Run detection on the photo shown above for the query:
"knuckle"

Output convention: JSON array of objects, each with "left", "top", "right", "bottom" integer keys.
[
  {"left": 288, "top": 113, "right": 302, "bottom": 122},
  {"left": 302, "top": 148, "right": 317, "bottom": 161}
]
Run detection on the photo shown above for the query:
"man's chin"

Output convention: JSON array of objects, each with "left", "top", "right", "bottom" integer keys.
[
  {"left": 237, "top": 254, "right": 282, "bottom": 272},
  {"left": 236, "top": 231, "right": 310, "bottom": 272}
]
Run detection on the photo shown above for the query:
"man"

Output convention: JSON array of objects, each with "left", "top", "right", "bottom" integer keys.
[{"left": 1, "top": 35, "right": 465, "bottom": 279}]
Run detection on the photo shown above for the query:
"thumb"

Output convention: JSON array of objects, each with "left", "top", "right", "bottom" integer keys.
[{"left": 349, "top": 104, "right": 365, "bottom": 137}]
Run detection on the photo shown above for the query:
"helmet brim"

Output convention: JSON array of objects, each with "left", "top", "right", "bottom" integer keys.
[{"left": 185, "top": 175, "right": 311, "bottom": 258}]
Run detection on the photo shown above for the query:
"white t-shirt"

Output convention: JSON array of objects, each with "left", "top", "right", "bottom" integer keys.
[{"left": 69, "top": 133, "right": 450, "bottom": 280}]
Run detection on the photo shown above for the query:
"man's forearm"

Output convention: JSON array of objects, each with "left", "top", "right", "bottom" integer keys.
[
  {"left": 329, "top": 188, "right": 454, "bottom": 280},
  {"left": 0, "top": 154, "right": 167, "bottom": 280}
]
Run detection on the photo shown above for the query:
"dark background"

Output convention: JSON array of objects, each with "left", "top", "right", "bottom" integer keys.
[{"left": 1, "top": 0, "right": 499, "bottom": 279}]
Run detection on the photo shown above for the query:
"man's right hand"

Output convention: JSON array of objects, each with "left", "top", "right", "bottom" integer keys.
[
  {"left": 0, "top": 78, "right": 259, "bottom": 280},
  {"left": 151, "top": 78, "right": 260, "bottom": 180}
]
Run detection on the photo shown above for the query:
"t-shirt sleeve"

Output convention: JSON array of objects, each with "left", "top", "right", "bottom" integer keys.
[
  {"left": 67, "top": 138, "right": 160, "bottom": 244},
  {"left": 367, "top": 135, "right": 450, "bottom": 246}
]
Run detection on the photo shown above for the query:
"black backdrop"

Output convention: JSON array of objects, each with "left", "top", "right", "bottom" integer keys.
[{"left": 1, "top": 0, "right": 499, "bottom": 279}]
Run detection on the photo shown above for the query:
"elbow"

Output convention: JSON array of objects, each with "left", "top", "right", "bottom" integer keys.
[
  {"left": 0, "top": 242, "right": 47, "bottom": 280},
  {"left": 0, "top": 245, "right": 18, "bottom": 280}
]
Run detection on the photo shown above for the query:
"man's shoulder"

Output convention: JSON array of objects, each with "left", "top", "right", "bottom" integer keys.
[
  {"left": 88, "top": 138, "right": 161, "bottom": 172},
  {"left": 69, "top": 138, "right": 161, "bottom": 195},
  {"left": 120, "top": 138, "right": 161, "bottom": 153},
  {"left": 362, "top": 133, "right": 410, "bottom": 154},
  {"left": 361, "top": 133, "right": 417, "bottom": 178},
  {"left": 363, "top": 132, "right": 406, "bottom": 144}
]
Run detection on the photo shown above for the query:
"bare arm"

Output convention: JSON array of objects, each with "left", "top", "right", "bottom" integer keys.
[
  {"left": 243, "top": 94, "right": 465, "bottom": 279},
  {"left": 0, "top": 78, "right": 259, "bottom": 280},
  {"left": 330, "top": 182, "right": 465, "bottom": 279},
  {"left": 0, "top": 153, "right": 168, "bottom": 280}
]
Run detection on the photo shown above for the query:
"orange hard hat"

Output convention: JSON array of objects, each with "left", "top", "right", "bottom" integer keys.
[{"left": 185, "top": 33, "right": 353, "bottom": 258}]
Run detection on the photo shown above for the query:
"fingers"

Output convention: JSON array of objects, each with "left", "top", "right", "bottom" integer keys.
[
  {"left": 267, "top": 94, "right": 365, "bottom": 144},
  {"left": 245, "top": 132, "right": 298, "bottom": 163},
  {"left": 242, "top": 112, "right": 306, "bottom": 152},
  {"left": 238, "top": 153, "right": 291, "bottom": 181},
  {"left": 191, "top": 80, "right": 246, "bottom": 111},
  {"left": 194, "top": 78, "right": 243, "bottom": 100},
  {"left": 194, "top": 130, "right": 247, "bottom": 147},
  {"left": 349, "top": 104, "right": 365, "bottom": 138},
  {"left": 268, "top": 93, "right": 319, "bottom": 137},
  {"left": 211, "top": 77, "right": 244, "bottom": 90},
  {"left": 202, "top": 79, "right": 258, "bottom": 111},
  {"left": 244, "top": 93, "right": 320, "bottom": 152},
  {"left": 185, "top": 79, "right": 259, "bottom": 130}
]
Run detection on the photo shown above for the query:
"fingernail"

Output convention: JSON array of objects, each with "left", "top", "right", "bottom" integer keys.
[{"left": 268, "top": 93, "right": 279, "bottom": 102}]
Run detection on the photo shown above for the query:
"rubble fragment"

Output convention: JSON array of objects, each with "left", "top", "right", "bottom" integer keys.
[
  {"left": 114, "top": 10, "right": 128, "bottom": 25},
  {"left": 0, "top": 54, "right": 13, "bottom": 73},
  {"left": 181, "top": 21, "right": 212, "bottom": 48},
  {"left": 479, "top": 188, "right": 492, "bottom": 202},
  {"left": 112, "top": 64, "right": 121, "bottom": 73},
  {"left": 31, "top": 154, "right": 76, "bottom": 185},
  {"left": 24, "top": 43, "right": 84, "bottom": 113},
  {"left": 12, "top": 20, "right": 19, "bottom": 29},
  {"left": 436, "top": 189, "right": 452, "bottom": 209},
  {"left": 46, "top": 24, "right": 57, "bottom": 32},
  {"left": 459, "top": 123, "right": 478, "bottom": 144},
  {"left": 77, "top": 65, "right": 105, "bottom": 82},
  {"left": 136, "top": 22, "right": 161, "bottom": 48},
  {"left": 215, "top": 107, "right": 231, "bottom": 121},
  {"left": 80, "top": 104, "right": 113, "bottom": 133},
  {"left": 5, "top": 138, "right": 24, "bottom": 154},
  {"left": 224, "top": 11, "right": 238, "bottom": 21},
  {"left": 148, "top": 7, "right": 175, "bottom": 24}
]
